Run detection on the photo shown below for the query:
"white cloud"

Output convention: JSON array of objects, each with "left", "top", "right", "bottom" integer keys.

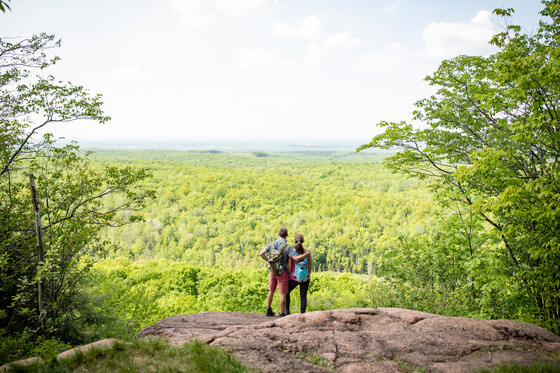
[
  {"left": 354, "top": 51, "right": 406, "bottom": 70},
  {"left": 235, "top": 51, "right": 298, "bottom": 70},
  {"left": 276, "top": 58, "right": 298, "bottom": 70},
  {"left": 270, "top": 15, "right": 323, "bottom": 40},
  {"left": 354, "top": 41, "right": 407, "bottom": 71},
  {"left": 304, "top": 30, "right": 361, "bottom": 65},
  {"left": 389, "top": 41, "right": 405, "bottom": 53},
  {"left": 421, "top": 10, "right": 498, "bottom": 59},
  {"left": 113, "top": 66, "right": 157, "bottom": 82},
  {"left": 214, "top": 0, "right": 277, "bottom": 17},
  {"left": 170, "top": 0, "right": 217, "bottom": 28},
  {"left": 305, "top": 43, "right": 327, "bottom": 65},
  {"left": 171, "top": 0, "right": 279, "bottom": 27},
  {"left": 235, "top": 49, "right": 276, "bottom": 69},
  {"left": 323, "top": 31, "right": 362, "bottom": 52},
  {"left": 383, "top": 2, "right": 399, "bottom": 14}
]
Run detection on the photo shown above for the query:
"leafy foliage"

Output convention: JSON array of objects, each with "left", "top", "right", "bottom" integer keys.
[
  {"left": 83, "top": 258, "right": 379, "bottom": 329},
  {"left": 91, "top": 150, "right": 434, "bottom": 274},
  {"left": 0, "top": 34, "right": 154, "bottom": 344},
  {"left": 0, "top": 0, "right": 9, "bottom": 13},
  {"left": 359, "top": 1, "right": 560, "bottom": 332}
]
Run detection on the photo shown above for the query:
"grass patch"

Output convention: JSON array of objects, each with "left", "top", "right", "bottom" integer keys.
[
  {"left": 294, "top": 352, "right": 334, "bottom": 370},
  {"left": 475, "top": 363, "right": 560, "bottom": 373},
  {"left": 4, "top": 337, "right": 257, "bottom": 372},
  {"left": 393, "top": 356, "right": 426, "bottom": 373}
]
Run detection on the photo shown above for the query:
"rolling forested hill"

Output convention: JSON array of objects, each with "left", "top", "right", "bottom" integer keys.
[{"left": 90, "top": 149, "right": 434, "bottom": 273}]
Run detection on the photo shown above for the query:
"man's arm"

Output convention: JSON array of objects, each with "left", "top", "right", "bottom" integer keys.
[
  {"left": 308, "top": 252, "right": 312, "bottom": 274},
  {"left": 291, "top": 249, "right": 310, "bottom": 262},
  {"left": 259, "top": 246, "right": 270, "bottom": 262}
]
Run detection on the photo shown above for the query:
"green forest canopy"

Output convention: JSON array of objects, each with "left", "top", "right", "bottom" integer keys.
[{"left": 93, "top": 149, "right": 433, "bottom": 274}]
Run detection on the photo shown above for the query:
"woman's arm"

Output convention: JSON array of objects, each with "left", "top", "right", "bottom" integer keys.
[
  {"left": 288, "top": 257, "right": 293, "bottom": 272},
  {"left": 308, "top": 252, "right": 312, "bottom": 275}
]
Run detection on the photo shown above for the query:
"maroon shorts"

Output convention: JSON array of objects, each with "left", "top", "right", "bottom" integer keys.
[{"left": 269, "top": 271, "right": 290, "bottom": 295}]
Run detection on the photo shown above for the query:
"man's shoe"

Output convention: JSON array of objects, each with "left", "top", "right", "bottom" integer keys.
[
  {"left": 265, "top": 308, "right": 275, "bottom": 316},
  {"left": 277, "top": 312, "right": 287, "bottom": 318}
]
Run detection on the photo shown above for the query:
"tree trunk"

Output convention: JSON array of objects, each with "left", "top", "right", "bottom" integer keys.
[{"left": 29, "top": 173, "right": 46, "bottom": 335}]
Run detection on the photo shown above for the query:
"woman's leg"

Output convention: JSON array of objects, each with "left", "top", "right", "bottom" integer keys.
[
  {"left": 299, "top": 279, "right": 310, "bottom": 313},
  {"left": 286, "top": 280, "right": 298, "bottom": 314}
]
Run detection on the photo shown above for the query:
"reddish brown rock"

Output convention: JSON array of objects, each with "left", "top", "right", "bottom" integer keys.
[
  {"left": 0, "top": 339, "right": 120, "bottom": 371},
  {"left": 138, "top": 311, "right": 272, "bottom": 345},
  {"left": 0, "top": 357, "right": 43, "bottom": 372},
  {"left": 56, "top": 338, "right": 120, "bottom": 359},
  {"left": 138, "top": 308, "right": 560, "bottom": 373}
]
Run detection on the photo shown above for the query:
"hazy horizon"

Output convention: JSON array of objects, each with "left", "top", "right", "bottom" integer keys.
[{"left": 75, "top": 138, "right": 377, "bottom": 152}]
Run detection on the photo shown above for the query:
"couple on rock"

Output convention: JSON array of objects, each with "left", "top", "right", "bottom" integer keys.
[{"left": 259, "top": 227, "right": 313, "bottom": 317}]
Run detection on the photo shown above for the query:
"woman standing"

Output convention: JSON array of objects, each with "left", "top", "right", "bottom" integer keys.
[{"left": 285, "top": 234, "right": 312, "bottom": 315}]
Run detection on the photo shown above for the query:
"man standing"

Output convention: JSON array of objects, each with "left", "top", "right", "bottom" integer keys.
[{"left": 259, "top": 227, "right": 309, "bottom": 317}]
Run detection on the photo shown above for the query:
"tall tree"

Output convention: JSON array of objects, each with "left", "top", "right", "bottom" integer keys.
[
  {"left": 0, "top": 0, "right": 10, "bottom": 13},
  {"left": 358, "top": 1, "right": 560, "bottom": 331},
  {"left": 0, "top": 33, "right": 154, "bottom": 341}
]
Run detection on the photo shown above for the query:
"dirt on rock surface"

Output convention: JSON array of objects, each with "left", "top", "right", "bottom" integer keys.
[{"left": 138, "top": 308, "right": 560, "bottom": 373}]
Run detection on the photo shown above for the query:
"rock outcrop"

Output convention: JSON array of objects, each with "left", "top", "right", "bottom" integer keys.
[
  {"left": 0, "top": 339, "right": 120, "bottom": 371},
  {"left": 56, "top": 338, "right": 119, "bottom": 360},
  {"left": 138, "top": 308, "right": 560, "bottom": 373}
]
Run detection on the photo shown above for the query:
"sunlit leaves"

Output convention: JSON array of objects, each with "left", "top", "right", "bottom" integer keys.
[
  {"left": 0, "top": 33, "right": 154, "bottom": 342},
  {"left": 358, "top": 1, "right": 560, "bottom": 332}
]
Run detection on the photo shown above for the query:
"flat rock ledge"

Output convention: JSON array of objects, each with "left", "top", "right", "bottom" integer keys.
[{"left": 138, "top": 308, "right": 560, "bottom": 373}]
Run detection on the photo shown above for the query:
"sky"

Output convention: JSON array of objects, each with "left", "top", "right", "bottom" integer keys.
[{"left": 0, "top": 0, "right": 546, "bottom": 144}]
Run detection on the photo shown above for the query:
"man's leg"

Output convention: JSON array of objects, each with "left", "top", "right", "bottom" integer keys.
[
  {"left": 266, "top": 273, "right": 278, "bottom": 316},
  {"left": 279, "top": 293, "right": 286, "bottom": 315},
  {"left": 277, "top": 271, "right": 290, "bottom": 316}
]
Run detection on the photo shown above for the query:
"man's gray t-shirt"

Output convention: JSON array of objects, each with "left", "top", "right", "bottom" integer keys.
[{"left": 265, "top": 237, "right": 296, "bottom": 267}]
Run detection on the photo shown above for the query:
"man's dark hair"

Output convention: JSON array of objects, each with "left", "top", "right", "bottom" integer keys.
[{"left": 278, "top": 227, "right": 288, "bottom": 238}]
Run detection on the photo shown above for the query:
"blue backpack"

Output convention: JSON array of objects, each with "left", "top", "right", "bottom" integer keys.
[{"left": 292, "top": 258, "right": 310, "bottom": 282}]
